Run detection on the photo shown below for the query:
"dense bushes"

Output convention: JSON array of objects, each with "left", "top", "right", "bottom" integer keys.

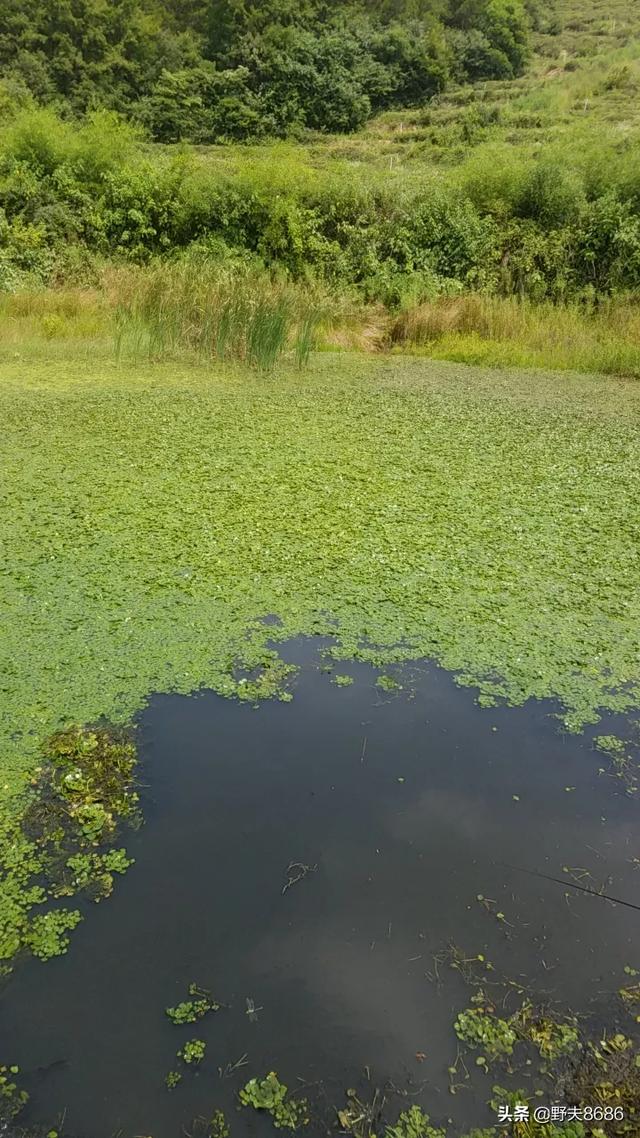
[
  {"left": 0, "top": 0, "right": 531, "bottom": 140},
  {"left": 2, "top": 106, "right": 640, "bottom": 301},
  {"left": 447, "top": 0, "right": 530, "bottom": 77}
]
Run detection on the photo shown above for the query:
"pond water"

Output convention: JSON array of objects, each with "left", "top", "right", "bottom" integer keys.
[{"left": 2, "top": 638, "right": 638, "bottom": 1137}]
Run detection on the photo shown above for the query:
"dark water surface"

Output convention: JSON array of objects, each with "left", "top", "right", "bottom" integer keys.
[{"left": 2, "top": 639, "right": 639, "bottom": 1137}]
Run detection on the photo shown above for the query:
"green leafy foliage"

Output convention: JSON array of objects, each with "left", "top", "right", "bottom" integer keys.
[
  {"left": 456, "top": 1000, "right": 581, "bottom": 1065},
  {"left": 386, "top": 1106, "right": 447, "bottom": 1138},
  {"left": 514, "top": 1004, "right": 581, "bottom": 1060},
  {"left": 0, "top": 725, "right": 138, "bottom": 972},
  {"left": 209, "top": 1110, "right": 230, "bottom": 1138},
  {"left": 1, "top": 105, "right": 640, "bottom": 300},
  {"left": 166, "top": 983, "right": 220, "bottom": 1023},
  {"left": 240, "top": 1072, "right": 309, "bottom": 1129},
  {"left": 23, "top": 907, "right": 83, "bottom": 960},
  {"left": 179, "top": 1038, "right": 206, "bottom": 1064},
  {"left": 0, "top": 0, "right": 638, "bottom": 306},
  {"left": 0, "top": 1064, "right": 28, "bottom": 1123},
  {"left": 53, "top": 849, "right": 134, "bottom": 901},
  {"left": 1, "top": 354, "right": 640, "bottom": 882},
  {"left": 333, "top": 674, "right": 354, "bottom": 686},
  {"left": 0, "top": 0, "right": 530, "bottom": 140},
  {"left": 454, "top": 1007, "right": 516, "bottom": 1058},
  {"left": 376, "top": 674, "right": 402, "bottom": 691}
]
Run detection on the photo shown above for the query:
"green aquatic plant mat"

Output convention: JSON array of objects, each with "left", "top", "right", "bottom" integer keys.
[{"left": 1, "top": 353, "right": 639, "bottom": 822}]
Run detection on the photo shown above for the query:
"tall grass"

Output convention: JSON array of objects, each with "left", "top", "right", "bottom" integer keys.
[
  {"left": 388, "top": 294, "right": 640, "bottom": 377},
  {"left": 113, "top": 256, "right": 325, "bottom": 370},
  {"left": 3, "top": 273, "right": 640, "bottom": 381}
]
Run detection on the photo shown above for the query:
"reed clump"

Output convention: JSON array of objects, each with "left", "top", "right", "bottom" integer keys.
[{"left": 113, "top": 256, "right": 325, "bottom": 370}]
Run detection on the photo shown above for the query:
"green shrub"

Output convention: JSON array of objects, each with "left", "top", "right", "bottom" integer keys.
[
  {"left": 447, "top": 27, "right": 514, "bottom": 80},
  {"left": 516, "top": 162, "right": 585, "bottom": 228},
  {"left": 456, "top": 149, "right": 528, "bottom": 218},
  {"left": 572, "top": 193, "right": 640, "bottom": 293},
  {"left": 448, "top": 0, "right": 531, "bottom": 76},
  {"left": 1, "top": 107, "right": 75, "bottom": 175}
]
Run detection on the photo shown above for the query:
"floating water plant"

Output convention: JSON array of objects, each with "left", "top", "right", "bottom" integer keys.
[
  {"left": 52, "top": 849, "right": 134, "bottom": 902},
  {"left": 239, "top": 1072, "right": 308, "bottom": 1129},
  {"left": 166, "top": 983, "right": 220, "bottom": 1024},
  {"left": 209, "top": 1109, "right": 230, "bottom": 1138},
  {"left": 376, "top": 675, "right": 402, "bottom": 692},
  {"left": 594, "top": 735, "right": 639, "bottom": 794},
  {"left": 454, "top": 1007, "right": 516, "bottom": 1060},
  {"left": 0, "top": 725, "right": 138, "bottom": 972},
  {"left": 0, "top": 1065, "right": 28, "bottom": 1124},
  {"left": 337, "top": 1087, "right": 386, "bottom": 1138},
  {"left": 514, "top": 1004, "right": 581, "bottom": 1061},
  {"left": 619, "top": 965, "right": 640, "bottom": 1022},
  {"left": 179, "top": 1039, "right": 206, "bottom": 1065},
  {"left": 385, "top": 1106, "right": 447, "bottom": 1138}
]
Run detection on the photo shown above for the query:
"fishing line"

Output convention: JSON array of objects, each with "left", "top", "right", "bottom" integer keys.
[{"left": 498, "top": 861, "right": 640, "bottom": 913}]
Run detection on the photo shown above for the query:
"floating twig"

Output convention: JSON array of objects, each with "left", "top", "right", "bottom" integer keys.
[
  {"left": 282, "top": 861, "right": 318, "bottom": 895},
  {"left": 218, "top": 1053, "right": 248, "bottom": 1079}
]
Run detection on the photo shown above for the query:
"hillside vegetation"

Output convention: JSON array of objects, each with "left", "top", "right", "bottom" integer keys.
[
  {"left": 0, "top": 0, "right": 640, "bottom": 375},
  {"left": 0, "top": 0, "right": 536, "bottom": 138}
]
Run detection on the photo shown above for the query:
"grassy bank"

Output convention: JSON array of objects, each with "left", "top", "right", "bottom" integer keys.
[
  {"left": 3, "top": 275, "right": 640, "bottom": 379},
  {"left": 387, "top": 294, "right": 640, "bottom": 377}
]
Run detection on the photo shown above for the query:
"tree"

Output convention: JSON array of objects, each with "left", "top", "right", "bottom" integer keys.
[{"left": 448, "top": 0, "right": 530, "bottom": 75}]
